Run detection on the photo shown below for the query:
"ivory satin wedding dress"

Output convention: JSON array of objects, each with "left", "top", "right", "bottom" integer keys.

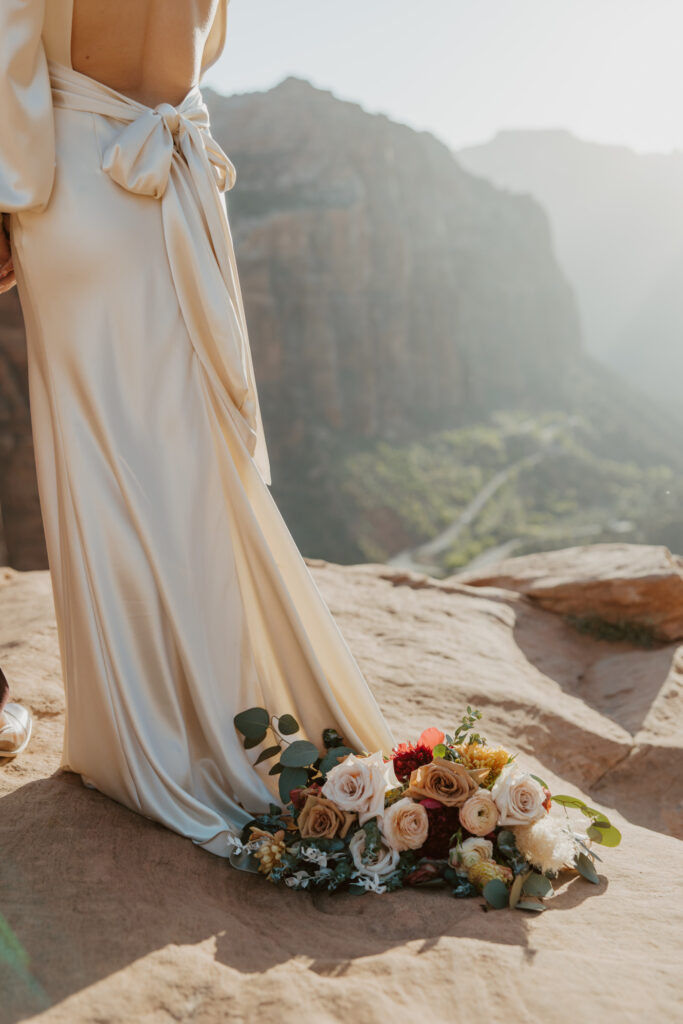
[{"left": 0, "top": 0, "right": 395, "bottom": 856}]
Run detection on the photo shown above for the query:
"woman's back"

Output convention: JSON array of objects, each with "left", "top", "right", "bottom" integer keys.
[{"left": 70, "top": 0, "right": 221, "bottom": 107}]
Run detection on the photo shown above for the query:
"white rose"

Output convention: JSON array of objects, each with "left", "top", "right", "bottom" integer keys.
[
  {"left": 491, "top": 765, "right": 547, "bottom": 826},
  {"left": 380, "top": 797, "right": 429, "bottom": 851},
  {"left": 449, "top": 835, "right": 493, "bottom": 870},
  {"left": 349, "top": 828, "right": 401, "bottom": 877},
  {"left": 321, "top": 750, "right": 399, "bottom": 824}
]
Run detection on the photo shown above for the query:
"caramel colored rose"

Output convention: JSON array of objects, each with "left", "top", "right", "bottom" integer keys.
[
  {"left": 297, "top": 794, "right": 356, "bottom": 839},
  {"left": 403, "top": 755, "right": 486, "bottom": 807}
]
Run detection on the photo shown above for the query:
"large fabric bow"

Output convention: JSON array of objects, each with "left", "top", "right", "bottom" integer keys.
[{"left": 101, "top": 99, "right": 236, "bottom": 199}]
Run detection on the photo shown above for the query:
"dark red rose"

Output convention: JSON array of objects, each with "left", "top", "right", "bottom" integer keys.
[
  {"left": 415, "top": 799, "right": 461, "bottom": 860},
  {"left": 290, "top": 782, "right": 322, "bottom": 811},
  {"left": 404, "top": 860, "right": 444, "bottom": 886},
  {"left": 390, "top": 741, "right": 433, "bottom": 782}
]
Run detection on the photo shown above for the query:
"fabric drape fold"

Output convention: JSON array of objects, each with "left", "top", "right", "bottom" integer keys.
[
  {"left": 50, "top": 62, "right": 271, "bottom": 487},
  {"left": 0, "top": 0, "right": 56, "bottom": 212}
]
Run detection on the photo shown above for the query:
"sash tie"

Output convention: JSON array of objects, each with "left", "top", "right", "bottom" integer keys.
[
  {"left": 48, "top": 61, "right": 271, "bottom": 488},
  {"left": 101, "top": 100, "right": 236, "bottom": 199}
]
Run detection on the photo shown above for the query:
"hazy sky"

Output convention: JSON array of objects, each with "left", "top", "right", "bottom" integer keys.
[{"left": 204, "top": 0, "right": 683, "bottom": 154}]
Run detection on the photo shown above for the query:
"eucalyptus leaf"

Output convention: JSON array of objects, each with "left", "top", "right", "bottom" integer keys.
[
  {"left": 551, "top": 794, "right": 585, "bottom": 810},
  {"left": 319, "top": 745, "right": 355, "bottom": 775},
  {"left": 228, "top": 847, "right": 261, "bottom": 873},
  {"left": 530, "top": 774, "right": 549, "bottom": 789},
  {"left": 268, "top": 762, "right": 284, "bottom": 775},
  {"left": 575, "top": 852, "right": 600, "bottom": 885},
  {"left": 552, "top": 795, "right": 611, "bottom": 825},
  {"left": 523, "top": 872, "right": 553, "bottom": 899},
  {"left": 451, "top": 878, "right": 476, "bottom": 899},
  {"left": 277, "top": 714, "right": 300, "bottom": 736},
  {"left": 234, "top": 707, "right": 270, "bottom": 739},
  {"left": 482, "top": 879, "right": 510, "bottom": 909},
  {"left": 245, "top": 733, "right": 268, "bottom": 750},
  {"left": 255, "top": 744, "right": 282, "bottom": 765},
  {"left": 278, "top": 765, "right": 309, "bottom": 803},
  {"left": 587, "top": 824, "right": 622, "bottom": 847},
  {"left": 515, "top": 897, "right": 546, "bottom": 913},
  {"left": 279, "top": 740, "right": 320, "bottom": 768}
]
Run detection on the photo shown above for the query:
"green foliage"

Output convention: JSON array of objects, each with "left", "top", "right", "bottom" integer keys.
[
  {"left": 523, "top": 872, "right": 553, "bottom": 899},
  {"left": 361, "top": 818, "right": 382, "bottom": 863},
  {"left": 483, "top": 879, "right": 510, "bottom": 909},
  {"left": 451, "top": 706, "right": 486, "bottom": 747},
  {"left": 515, "top": 898, "right": 547, "bottom": 912},
  {"left": 276, "top": 714, "right": 300, "bottom": 736},
  {"left": 496, "top": 829, "right": 529, "bottom": 875},
  {"left": 234, "top": 707, "right": 270, "bottom": 741},
  {"left": 451, "top": 877, "right": 477, "bottom": 899},
  {"left": 586, "top": 822, "right": 623, "bottom": 848},
  {"left": 575, "top": 852, "right": 600, "bottom": 885},
  {"left": 331, "top": 410, "right": 683, "bottom": 572},
  {"left": 254, "top": 745, "right": 282, "bottom": 765},
  {"left": 278, "top": 766, "right": 309, "bottom": 803},
  {"left": 552, "top": 795, "right": 622, "bottom": 847},
  {"left": 319, "top": 745, "right": 357, "bottom": 775},
  {"left": 322, "top": 728, "right": 345, "bottom": 748},
  {"left": 279, "top": 740, "right": 320, "bottom": 768}
]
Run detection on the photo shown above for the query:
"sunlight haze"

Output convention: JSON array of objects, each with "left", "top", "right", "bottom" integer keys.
[{"left": 205, "top": 0, "right": 683, "bottom": 154}]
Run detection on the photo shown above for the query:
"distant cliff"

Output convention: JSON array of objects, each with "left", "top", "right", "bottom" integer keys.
[
  {"left": 0, "top": 79, "right": 672, "bottom": 567},
  {"left": 208, "top": 78, "right": 582, "bottom": 449},
  {"left": 457, "top": 129, "right": 683, "bottom": 414}
]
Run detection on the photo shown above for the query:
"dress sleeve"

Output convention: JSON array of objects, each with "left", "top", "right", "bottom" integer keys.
[{"left": 0, "top": 0, "right": 56, "bottom": 213}]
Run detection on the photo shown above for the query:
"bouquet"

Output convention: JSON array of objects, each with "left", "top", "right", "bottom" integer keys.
[{"left": 227, "top": 706, "right": 621, "bottom": 910}]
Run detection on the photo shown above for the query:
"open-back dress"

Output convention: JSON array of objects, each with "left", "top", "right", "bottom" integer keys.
[{"left": 0, "top": 0, "right": 395, "bottom": 856}]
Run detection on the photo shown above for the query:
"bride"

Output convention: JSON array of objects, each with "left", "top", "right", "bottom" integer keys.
[{"left": 0, "top": 0, "right": 395, "bottom": 856}]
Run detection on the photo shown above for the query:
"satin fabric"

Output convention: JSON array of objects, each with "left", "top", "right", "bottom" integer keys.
[{"left": 3, "top": 2, "right": 396, "bottom": 857}]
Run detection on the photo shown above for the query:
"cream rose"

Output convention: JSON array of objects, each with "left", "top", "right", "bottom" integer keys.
[
  {"left": 349, "top": 828, "right": 400, "bottom": 877},
  {"left": 403, "top": 755, "right": 485, "bottom": 807},
  {"left": 448, "top": 835, "right": 493, "bottom": 870},
  {"left": 459, "top": 790, "right": 500, "bottom": 836},
  {"left": 297, "top": 794, "right": 356, "bottom": 839},
  {"left": 380, "top": 797, "right": 429, "bottom": 851},
  {"left": 491, "top": 765, "right": 547, "bottom": 826},
  {"left": 321, "top": 750, "right": 399, "bottom": 824}
]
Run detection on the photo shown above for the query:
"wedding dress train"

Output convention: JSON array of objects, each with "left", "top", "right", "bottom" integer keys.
[{"left": 0, "top": 0, "right": 394, "bottom": 856}]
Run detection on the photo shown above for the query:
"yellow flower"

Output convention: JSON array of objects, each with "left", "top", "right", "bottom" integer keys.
[
  {"left": 455, "top": 743, "right": 510, "bottom": 788},
  {"left": 467, "top": 859, "right": 513, "bottom": 890},
  {"left": 250, "top": 827, "right": 287, "bottom": 877}
]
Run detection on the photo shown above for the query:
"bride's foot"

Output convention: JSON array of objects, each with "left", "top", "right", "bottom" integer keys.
[{"left": 0, "top": 702, "right": 33, "bottom": 759}]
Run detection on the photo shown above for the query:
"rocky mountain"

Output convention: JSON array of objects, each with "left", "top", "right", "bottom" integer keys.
[
  {"left": 1, "top": 543, "right": 682, "bottom": 1021},
  {"left": 457, "top": 129, "right": 683, "bottom": 412},
  {"left": 1, "top": 81, "right": 681, "bottom": 568}
]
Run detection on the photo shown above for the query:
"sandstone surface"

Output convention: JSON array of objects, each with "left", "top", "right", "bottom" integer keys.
[{"left": 1, "top": 548, "right": 682, "bottom": 1022}]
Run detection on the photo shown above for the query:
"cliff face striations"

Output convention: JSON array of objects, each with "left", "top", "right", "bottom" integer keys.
[
  {"left": 0, "top": 77, "right": 583, "bottom": 566},
  {"left": 208, "top": 77, "right": 581, "bottom": 454}
]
